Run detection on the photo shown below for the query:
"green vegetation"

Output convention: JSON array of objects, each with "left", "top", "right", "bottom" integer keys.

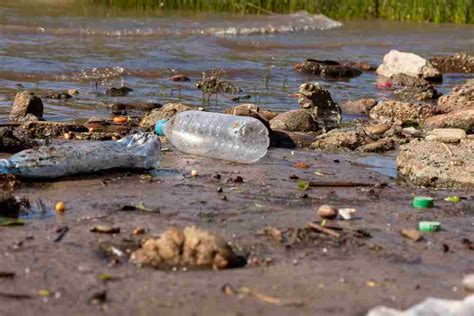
[{"left": 86, "top": 0, "right": 473, "bottom": 23}]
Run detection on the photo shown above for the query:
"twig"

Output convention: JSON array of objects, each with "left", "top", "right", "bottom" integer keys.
[
  {"left": 308, "top": 181, "right": 375, "bottom": 188},
  {"left": 442, "top": 143, "right": 454, "bottom": 157},
  {"left": 307, "top": 222, "right": 341, "bottom": 238},
  {"left": 244, "top": 2, "right": 277, "bottom": 15},
  {"left": 239, "top": 287, "right": 304, "bottom": 306},
  {"left": 0, "top": 292, "right": 33, "bottom": 299}
]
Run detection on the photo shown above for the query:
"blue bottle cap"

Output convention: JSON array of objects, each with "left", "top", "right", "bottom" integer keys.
[{"left": 155, "top": 119, "right": 168, "bottom": 136}]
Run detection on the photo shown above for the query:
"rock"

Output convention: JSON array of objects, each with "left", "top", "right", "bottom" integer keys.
[
  {"left": 464, "top": 274, "right": 474, "bottom": 291},
  {"left": 84, "top": 117, "right": 131, "bottom": 134},
  {"left": 68, "top": 89, "right": 79, "bottom": 96},
  {"left": 397, "top": 139, "right": 474, "bottom": 188},
  {"left": 430, "top": 53, "right": 474, "bottom": 73},
  {"left": 400, "top": 229, "right": 422, "bottom": 241},
  {"left": 363, "top": 123, "right": 391, "bottom": 137},
  {"left": 390, "top": 74, "right": 441, "bottom": 101},
  {"left": 0, "top": 127, "right": 34, "bottom": 152},
  {"left": 196, "top": 75, "right": 240, "bottom": 94},
  {"left": 340, "top": 98, "right": 378, "bottom": 114},
  {"left": 130, "top": 226, "right": 237, "bottom": 270},
  {"left": 357, "top": 138, "right": 395, "bottom": 153},
  {"left": 425, "top": 128, "right": 466, "bottom": 143},
  {"left": 102, "top": 102, "right": 162, "bottom": 113},
  {"left": 401, "top": 127, "right": 423, "bottom": 138},
  {"left": 0, "top": 192, "right": 20, "bottom": 218},
  {"left": 270, "top": 130, "right": 317, "bottom": 148},
  {"left": 317, "top": 204, "right": 338, "bottom": 220},
  {"left": 169, "top": 74, "right": 190, "bottom": 82},
  {"left": 270, "top": 109, "right": 318, "bottom": 132},
  {"left": 342, "top": 60, "right": 376, "bottom": 72},
  {"left": 16, "top": 121, "right": 88, "bottom": 139},
  {"left": 139, "top": 103, "right": 195, "bottom": 131},
  {"left": 294, "top": 59, "right": 362, "bottom": 78},
  {"left": 311, "top": 130, "right": 364, "bottom": 152},
  {"left": 224, "top": 104, "right": 271, "bottom": 130},
  {"left": 377, "top": 50, "right": 442, "bottom": 82},
  {"left": 437, "top": 79, "right": 474, "bottom": 113},
  {"left": 9, "top": 91, "right": 43, "bottom": 122},
  {"left": 369, "top": 100, "right": 435, "bottom": 125},
  {"left": 44, "top": 92, "right": 72, "bottom": 100},
  {"left": 298, "top": 82, "right": 341, "bottom": 131},
  {"left": 424, "top": 108, "right": 474, "bottom": 132},
  {"left": 105, "top": 86, "right": 133, "bottom": 97}
]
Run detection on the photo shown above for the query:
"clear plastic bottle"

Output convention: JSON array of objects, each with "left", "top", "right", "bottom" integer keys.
[
  {"left": 0, "top": 132, "right": 161, "bottom": 179},
  {"left": 155, "top": 111, "right": 269, "bottom": 163}
]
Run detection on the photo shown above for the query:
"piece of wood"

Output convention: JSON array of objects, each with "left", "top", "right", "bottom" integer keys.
[{"left": 307, "top": 222, "right": 341, "bottom": 238}]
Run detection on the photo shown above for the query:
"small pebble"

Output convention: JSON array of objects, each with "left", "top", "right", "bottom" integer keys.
[
  {"left": 317, "top": 205, "right": 338, "bottom": 220},
  {"left": 463, "top": 274, "right": 474, "bottom": 291},
  {"left": 55, "top": 201, "right": 65, "bottom": 214},
  {"left": 133, "top": 228, "right": 145, "bottom": 235},
  {"left": 191, "top": 169, "right": 198, "bottom": 177},
  {"left": 64, "top": 133, "right": 72, "bottom": 140},
  {"left": 88, "top": 127, "right": 95, "bottom": 133}
]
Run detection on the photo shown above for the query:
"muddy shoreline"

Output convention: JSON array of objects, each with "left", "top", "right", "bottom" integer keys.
[{"left": 0, "top": 147, "right": 473, "bottom": 315}]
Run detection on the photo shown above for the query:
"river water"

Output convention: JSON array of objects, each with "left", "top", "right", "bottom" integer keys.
[{"left": 0, "top": 0, "right": 473, "bottom": 123}]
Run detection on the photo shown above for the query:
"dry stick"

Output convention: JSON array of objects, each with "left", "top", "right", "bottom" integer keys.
[
  {"left": 308, "top": 181, "right": 375, "bottom": 188},
  {"left": 442, "top": 143, "right": 454, "bottom": 157},
  {"left": 244, "top": 2, "right": 277, "bottom": 15},
  {"left": 239, "top": 287, "right": 304, "bottom": 306},
  {"left": 307, "top": 222, "right": 341, "bottom": 238},
  {"left": 0, "top": 292, "right": 33, "bottom": 299}
]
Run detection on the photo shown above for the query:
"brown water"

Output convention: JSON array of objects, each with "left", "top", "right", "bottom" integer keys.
[{"left": 0, "top": 0, "right": 473, "bottom": 123}]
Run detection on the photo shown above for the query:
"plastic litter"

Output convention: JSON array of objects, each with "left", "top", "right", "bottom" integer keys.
[
  {"left": 412, "top": 196, "right": 434, "bottom": 209},
  {"left": 367, "top": 295, "right": 474, "bottom": 316},
  {"left": 0, "top": 132, "right": 160, "bottom": 179},
  {"left": 418, "top": 221, "right": 441, "bottom": 232},
  {"left": 338, "top": 208, "right": 357, "bottom": 220},
  {"left": 445, "top": 195, "right": 461, "bottom": 203},
  {"left": 155, "top": 110, "right": 269, "bottom": 163}
]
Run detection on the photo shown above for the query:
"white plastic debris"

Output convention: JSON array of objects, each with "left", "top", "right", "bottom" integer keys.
[
  {"left": 367, "top": 295, "right": 474, "bottom": 316},
  {"left": 338, "top": 208, "right": 357, "bottom": 220}
]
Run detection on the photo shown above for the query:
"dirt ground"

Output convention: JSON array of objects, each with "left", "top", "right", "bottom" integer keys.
[{"left": 0, "top": 146, "right": 473, "bottom": 316}]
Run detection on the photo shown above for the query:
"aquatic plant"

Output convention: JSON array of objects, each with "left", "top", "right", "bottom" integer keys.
[{"left": 85, "top": 0, "right": 473, "bottom": 23}]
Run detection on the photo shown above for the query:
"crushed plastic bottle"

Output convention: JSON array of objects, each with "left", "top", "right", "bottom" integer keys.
[
  {"left": 155, "top": 110, "right": 269, "bottom": 163},
  {"left": 0, "top": 132, "right": 160, "bottom": 179}
]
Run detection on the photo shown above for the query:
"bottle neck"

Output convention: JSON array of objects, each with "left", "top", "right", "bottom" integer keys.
[
  {"left": 0, "top": 159, "right": 11, "bottom": 175},
  {"left": 155, "top": 119, "right": 168, "bottom": 136}
]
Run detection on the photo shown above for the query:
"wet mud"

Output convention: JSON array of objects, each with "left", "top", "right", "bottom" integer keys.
[{"left": 0, "top": 147, "right": 472, "bottom": 315}]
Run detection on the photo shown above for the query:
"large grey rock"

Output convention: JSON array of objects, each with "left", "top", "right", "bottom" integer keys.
[
  {"left": 298, "top": 82, "right": 341, "bottom": 131},
  {"left": 270, "top": 109, "right": 318, "bottom": 132},
  {"left": 140, "top": 103, "right": 195, "bottom": 131},
  {"left": 9, "top": 91, "right": 43, "bottom": 122},
  {"left": 397, "top": 139, "right": 474, "bottom": 188},
  {"left": 369, "top": 100, "right": 435, "bottom": 125},
  {"left": 377, "top": 50, "right": 442, "bottom": 82}
]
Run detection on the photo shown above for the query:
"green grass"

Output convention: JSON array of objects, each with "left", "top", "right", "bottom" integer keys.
[{"left": 86, "top": 0, "right": 473, "bottom": 23}]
